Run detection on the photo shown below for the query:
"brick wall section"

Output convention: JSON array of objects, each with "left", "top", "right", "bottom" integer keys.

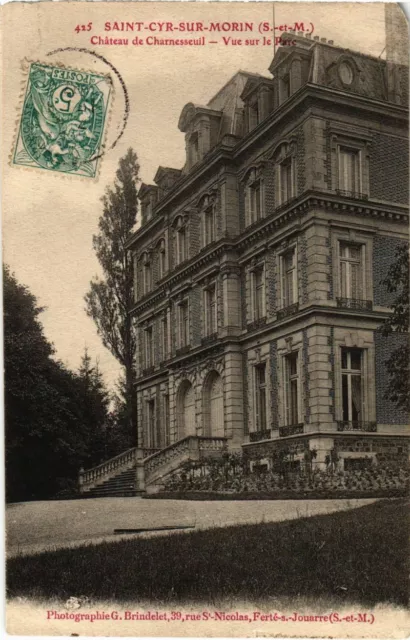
[
  {"left": 266, "top": 249, "right": 277, "bottom": 316},
  {"left": 328, "top": 327, "right": 335, "bottom": 418},
  {"left": 369, "top": 134, "right": 409, "bottom": 204},
  {"left": 299, "top": 233, "right": 308, "bottom": 304},
  {"left": 336, "top": 437, "right": 409, "bottom": 462},
  {"left": 307, "top": 325, "right": 333, "bottom": 427},
  {"left": 296, "top": 126, "right": 306, "bottom": 194},
  {"left": 304, "top": 118, "right": 327, "bottom": 191},
  {"left": 373, "top": 236, "right": 408, "bottom": 306},
  {"left": 326, "top": 229, "right": 334, "bottom": 300},
  {"left": 270, "top": 341, "right": 278, "bottom": 430},
  {"left": 305, "top": 224, "right": 330, "bottom": 303},
  {"left": 302, "top": 330, "right": 310, "bottom": 423},
  {"left": 374, "top": 332, "right": 409, "bottom": 424},
  {"left": 238, "top": 183, "right": 246, "bottom": 232},
  {"left": 324, "top": 121, "right": 331, "bottom": 189},
  {"left": 153, "top": 316, "right": 160, "bottom": 364},
  {"left": 221, "top": 175, "right": 240, "bottom": 238},
  {"left": 240, "top": 269, "right": 247, "bottom": 328},
  {"left": 242, "top": 351, "right": 249, "bottom": 435},
  {"left": 263, "top": 163, "right": 275, "bottom": 216},
  {"left": 189, "top": 211, "right": 201, "bottom": 259}
]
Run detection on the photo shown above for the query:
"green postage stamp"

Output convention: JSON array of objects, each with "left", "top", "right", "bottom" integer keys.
[{"left": 13, "top": 62, "right": 112, "bottom": 178}]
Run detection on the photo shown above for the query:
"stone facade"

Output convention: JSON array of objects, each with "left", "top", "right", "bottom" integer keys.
[{"left": 127, "top": 33, "right": 409, "bottom": 471}]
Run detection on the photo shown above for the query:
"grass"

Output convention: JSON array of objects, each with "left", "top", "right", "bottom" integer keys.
[{"left": 7, "top": 499, "right": 409, "bottom": 607}]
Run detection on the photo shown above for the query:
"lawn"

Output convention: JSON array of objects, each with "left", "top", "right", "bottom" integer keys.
[{"left": 7, "top": 499, "right": 409, "bottom": 607}]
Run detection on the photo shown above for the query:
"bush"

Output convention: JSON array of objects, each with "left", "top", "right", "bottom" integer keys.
[{"left": 162, "top": 457, "right": 409, "bottom": 498}]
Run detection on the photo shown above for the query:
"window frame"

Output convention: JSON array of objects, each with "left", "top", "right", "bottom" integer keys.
[
  {"left": 254, "top": 362, "right": 268, "bottom": 432},
  {"left": 204, "top": 203, "right": 216, "bottom": 245},
  {"left": 279, "top": 246, "right": 298, "bottom": 310},
  {"left": 337, "top": 144, "right": 362, "bottom": 194},
  {"left": 177, "top": 299, "right": 190, "bottom": 348},
  {"left": 204, "top": 283, "right": 217, "bottom": 336},
  {"left": 339, "top": 241, "right": 365, "bottom": 300},
  {"left": 341, "top": 347, "right": 364, "bottom": 424},
  {"left": 278, "top": 156, "right": 295, "bottom": 205},
  {"left": 251, "top": 263, "right": 266, "bottom": 321},
  {"left": 244, "top": 168, "right": 264, "bottom": 226},
  {"left": 284, "top": 351, "right": 300, "bottom": 426}
]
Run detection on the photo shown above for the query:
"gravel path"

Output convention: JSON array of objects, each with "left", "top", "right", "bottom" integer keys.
[{"left": 7, "top": 497, "right": 378, "bottom": 558}]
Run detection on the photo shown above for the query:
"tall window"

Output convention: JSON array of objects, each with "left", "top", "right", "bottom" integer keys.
[
  {"left": 159, "top": 239, "right": 166, "bottom": 279},
  {"left": 144, "top": 326, "right": 154, "bottom": 368},
  {"left": 279, "top": 157, "right": 293, "bottom": 204},
  {"left": 147, "top": 399, "right": 156, "bottom": 447},
  {"left": 176, "top": 225, "right": 187, "bottom": 264},
  {"left": 339, "top": 147, "right": 360, "bottom": 193},
  {"left": 178, "top": 300, "right": 189, "bottom": 347},
  {"left": 204, "top": 285, "right": 217, "bottom": 335},
  {"left": 161, "top": 314, "right": 169, "bottom": 361},
  {"left": 253, "top": 266, "right": 265, "bottom": 320},
  {"left": 285, "top": 352, "right": 299, "bottom": 426},
  {"left": 281, "top": 248, "right": 297, "bottom": 309},
  {"left": 204, "top": 204, "right": 216, "bottom": 245},
  {"left": 255, "top": 363, "right": 267, "bottom": 431},
  {"left": 341, "top": 348, "right": 363, "bottom": 423},
  {"left": 339, "top": 243, "right": 363, "bottom": 299},
  {"left": 247, "top": 179, "right": 262, "bottom": 225}
]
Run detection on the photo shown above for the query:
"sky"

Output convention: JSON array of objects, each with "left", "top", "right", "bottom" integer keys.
[{"left": 2, "top": 2, "right": 389, "bottom": 389}]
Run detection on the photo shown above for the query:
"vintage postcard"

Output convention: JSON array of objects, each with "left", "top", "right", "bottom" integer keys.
[{"left": 2, "top": 1, "right": 409, "bottom": 637}]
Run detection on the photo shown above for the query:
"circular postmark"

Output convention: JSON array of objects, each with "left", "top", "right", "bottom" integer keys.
[{"left": 46, "top": 47, "right": 130, "bottom": 162}]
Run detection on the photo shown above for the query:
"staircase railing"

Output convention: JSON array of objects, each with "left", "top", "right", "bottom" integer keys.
[
  {"left": 144, "top": 436, "right": 227, "bottom": 486},
  {"left": 79, "top": 448, "right": 138, "bottom": 493}
]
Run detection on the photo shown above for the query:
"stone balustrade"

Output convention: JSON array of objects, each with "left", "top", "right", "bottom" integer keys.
[
  {"left": 144, "top": 436, "right": 227, "bottom": 486},
  {"left": 79, "top": 447, "right": 137, "bottom": 493}
]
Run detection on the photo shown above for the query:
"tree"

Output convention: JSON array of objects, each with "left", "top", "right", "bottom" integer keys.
[
  {"left": 380, "top": 243, "right": 410, "bottom": 411},
  {"left": 4, "top": 266, "right": 120, "bottom": 501},
  {"left": 85, "top": 148, "right": 140, "bottom": 446}
]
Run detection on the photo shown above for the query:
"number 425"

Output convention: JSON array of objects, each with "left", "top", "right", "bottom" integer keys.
[{"left": 75, "top": 23, "right": 92, "bottom": 33}]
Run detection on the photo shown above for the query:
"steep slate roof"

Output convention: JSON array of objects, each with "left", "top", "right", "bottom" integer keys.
[{"left": 206, "top": 70, "right": 270, "bottom": 137}]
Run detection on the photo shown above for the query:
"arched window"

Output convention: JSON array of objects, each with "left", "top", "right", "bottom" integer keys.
[
  {"left": 203, "top": 371, "right": 224, "bottom": 437},
  {"left": 243, "top": 167, "right": 264, "bottom": 226},
  {"left": 174, "top": 216, "right": 188, "bottom": 265},
  {"left": 199, "top": 194, "right": 216, "bottom": 247},
  {"left": 272, "top": 142, "right": 296, "bottom": 206},
  {"left": 177, "top": 380, "right": 196, "bottom": 438}
]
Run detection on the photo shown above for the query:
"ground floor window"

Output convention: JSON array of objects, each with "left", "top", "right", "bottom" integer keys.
[{"left": 341, "top": 348, "right": 363, "bottom": 423}]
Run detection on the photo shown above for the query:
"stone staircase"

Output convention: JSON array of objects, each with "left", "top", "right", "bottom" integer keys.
[
  {"left": 81, "top": 467, "right": 140, "bottom": 498},
  {"left": 79, "top": 436, "right": 227, "bottom": 498}
]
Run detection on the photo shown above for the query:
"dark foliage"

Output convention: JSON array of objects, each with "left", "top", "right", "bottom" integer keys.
[
  {"left": 7, "top": 500, "right": 409, "bottom": 607},
  {"left": 4, "top": 266, "right": 116, "bottom": 502},
  {"left": 85, "top": 149, "right": 140, "bottom": 446},
  {"left": 380, "top": 243, "right": 410, "bottom": 411}
]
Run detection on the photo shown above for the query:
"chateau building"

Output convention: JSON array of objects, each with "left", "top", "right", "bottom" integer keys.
[{"left": 80, "top": 32, "right": 409, "bottom": 495}]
